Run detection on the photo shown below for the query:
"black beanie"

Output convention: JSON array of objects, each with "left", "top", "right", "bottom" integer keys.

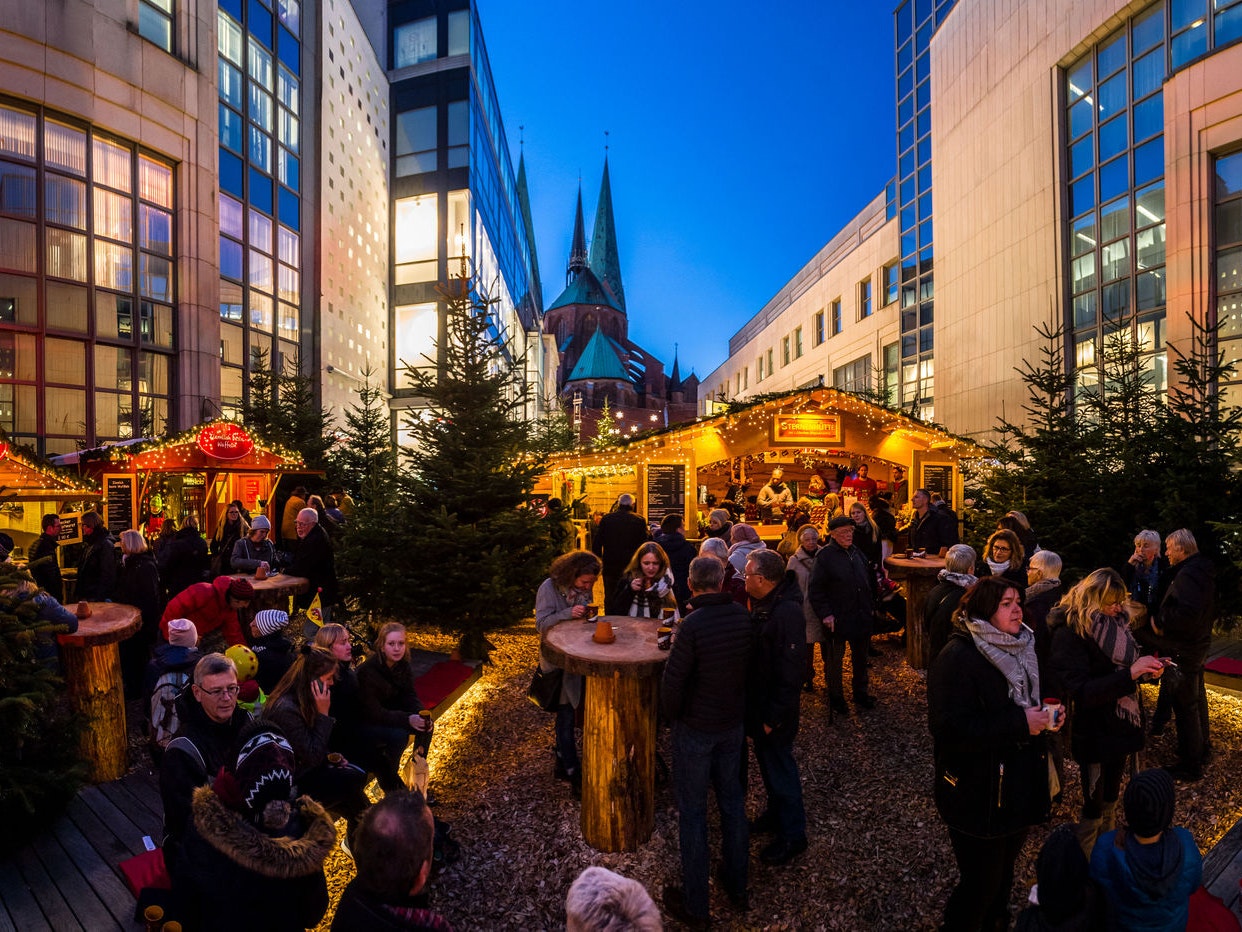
[{"left": 1124, "top": 768, "right": 1176, "bottom": 838}]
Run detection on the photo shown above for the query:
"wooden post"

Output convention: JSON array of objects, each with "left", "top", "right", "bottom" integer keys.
[
  {"left": 61, "top": 643, "right": 128, "bottom": 782},
  {"left": 580, "top": 671, "right": 659, "bottom": 852}
]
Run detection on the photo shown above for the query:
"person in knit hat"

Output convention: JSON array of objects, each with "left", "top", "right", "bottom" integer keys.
[
  {"left": 177, "top": 722, "right": 334, "bottom": 931},
  {"left": 1089, "top": 768, "right": 1202, "bottom": 930},
  {"left": 566, "top": 867, "right": 662, "bottom": 932},
  {"left": 160, "top": 575, "right": 252, "bottom": 647},
  {"left": 1014, "top": 823, "right": 1104, "bottom": 931},
  {"left": 249, "top": 608, "right": 295, "bottom": 693},
  {"left": 167, "top": 618, "right": 199, "bottom": 648}
]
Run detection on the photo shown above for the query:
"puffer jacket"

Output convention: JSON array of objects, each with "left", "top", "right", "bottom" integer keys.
[{"left": 747, "top": 573, "right": 807, "bottom": 743}]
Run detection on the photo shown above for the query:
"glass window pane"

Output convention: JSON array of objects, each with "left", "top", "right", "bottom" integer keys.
[
  {"left": 220, "top": 279, "right": 243, "bottom": 323},
  {"left": 0, "top": 330, "right": 37, "bottom": 379},
  {"left": 95, "top": 292, "right": 130, "bottom": 340},
  {"left": 249, "top": 291, "right": 272, "bottom": 330},
  {"left": 1218, "top": 200, "right": 1242, "bottom": 247},
  {"left": 1136, "top": 224, "right": 1166, "bottom": 269},
  {"left": 1219, "top": 246, "right": 1242, "bottom": 294},
  {"left": 1099, "top": 115, "right": 1127, "bottom": 162},
  {"left": 1137, "top": 269, "right": 1166, "bottom": 311},
  {"left": 396, "top": 107, "right": 436, "bottom": 157},
  {"left": 0, "top": 106, "right": 36, "bottom": 161},
  {"left": 278, "top": 109, "right": 298, "bottom": 153},
  {"left": 448, "top": 101, "right": 467, "bottom": 147},
  {"left": 94, "top": 188, "right": 133, "bottom": 241},
  {"left": 1097, "top": 73, "right": 1127, "bottom": 121},
  {"left": 1072, "top": 214, "right": 1097, "bottom": 257},
  {"left": 249, "top": 249, "right": 273, "bottom": 292},
  {"left": 1132, "top": 5, "right": 1165, "bottom": 53},
  {"left": 448, "top": 10, "right": 469, "bottom": 55},
  {"left": 248, "top": 37, "right": 273, "bottom": 88},
  {"left": 395, "top": 194, "right": 438, "bottom": 264},
  {"left": 1070, "top": 175, "right": 1096, "bottom": 216},
  {"left": 1171, "top": 22, "right": 1207, "bottom": 67},
  {"left": 277, "top": 263, "right": 298, "bottom": 303},
  {"left": 139, "top": 351, "right": 169, "bottom": 393},
  {"left": 1069, "top": 98, "right": 1093, "bottom": 140},
  {"left": 249, "top": 209, "right": 272, "bottom": 253},
  {"left": 219, "top": 193, "right": 243, "bottom": 238},
  {"left": 218, "top": 11, "right": 242, "bottom": 64},
  {"left": 278, "top": 225, "right": 298, "bottom": 266},
  {"left": 250, "top": 86, "right": 273, "bottom": 131},
  {"left": 394, "top": 17, "right": 436, "bottom": 67},
  {"left": 219, "top": 104, "right": 242, "bottom": 152},
  {"left": 1070, "top": 136, "right": 1094, "bottom": 178},
  {"left": 140, "top": 253, "right": 171, "bottom": 301},
  {"left": 138, "top": 156, "right": 172, "bottom": 207},
  {"left": 277, "top": 148, "right": 298, "bottom": 189},
  {"left": 1097, "top": 33, "right": 1126, "bottom": 77},
  {"left": 46, "top": 228, "right": 87, "bottom": 281},
  {"left": 248, "top": 125, "right": 271, "bottom": 171},
  {"left": 46, "top": 281, "right": 86, "bottom": 331},
  {"left": 0, "top": 218, "right": 36, "bottom": 272},
  {"left": 219, "top": 59, "right": 243, "bottom": 108},
  {"left": 1067, "top": 59, "right": 1092, "bottom": 100},
  {"left": 0, "top": 160, "right": 36, "bottom": 217},
  {"left": 1133, "top": 93, "right": 1163, "bottom": 143},
  {"left": 92, "top": 137, "right": 131, "bottom": 192},
  {"left": 1074, "top": 291, "right": 1097, "bottom": 328},
  {"left": 94, "top": 241, "right": 133, "bottom": 290},
  {"left": 1099, "top": 155, "right": 1129, "bottom": 202},
  {"left": 1101, "top": 238, "right": 1131, "bottom": 282},
  {"left": 1132, "top": 48, "right": 1163, "bottom": 100},
  {"left": 278, "top": 301, "right": 298, "bottom": 339},
  {"left": 278, "top": 0, "right": 299, "bottom": 31},
  {"left": 45, "top": 121, "right": 86, "bottom": 175},
  {"left": 1073, "top": 253, "right": 1096, "bottom": 293},
  {"left": 1219, "top": 292, "right": 1242, "bottom": 338},
  {"left": 1217, "top": 5, "right": 1242, "bottom": 46},
  {"left": 1101, "top": 196, "right": 1129, "bottom": 241},
  {"left": 139, "top": 205, "right": 172, "bottom": 255},
  {"left": 277, "top": 65, "right": 299, "bottom": 115},
  {"left": 0, "top": 272, "right": 36, "bottom": 324},
  {"left": 1217, "top": 152, "right": 1242, "bottom": 197},
  {"left": 148, "top": 301, "right": 172, "bottom": 346},
  {"left": 1136, "top": 182, "right": 1165, "bottom": 226},
  {"left": 44, "top": 338, "right": 85, "bottom": 384},
  {"left": 45, "top": 174, "right": 85, "bottom": 229},
  {"left": 1171, "top": 0, "right": 1207, "bottom": 32},
  {"left": 1134, "top": 136, "right": 1163, "bottom": 186},
  {"left": 1102, "top": 278, "right": 1131, "bottom": 319},
  {"left": 45, "top": 387, "right": 86, "bottom": 435}
]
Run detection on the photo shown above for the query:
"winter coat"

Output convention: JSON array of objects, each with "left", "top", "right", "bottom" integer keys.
[
  {"left": 287, "top": 524, "right": 337, "bottom": 608},
  {"left": 787, "top": 545, "right": 825, "bottom": 643},
  {"left": 807, "top": 540, "right": 877, "bottom": 640},
  {"left": 179, "top": 787, "right": 334, "bottom": 932},
  {"left": 535, "top": 577, "right": 587, "bottom": 709},
  {"left": 252, "top": 632, "right": 295, "bottom": 694},
  {"left": 592, "top": 508, "right": 650, "bottom": 584},
  {"left": 116, "top": 550, "right": 162, "bottom": 637},
  {"left": 872, "top": 506, "right": 898, "bottom": 547},
  {"left": 906, "top": 508, "right": 955, "bottom": 555},
  {"left": 661, "top": 592, "right": 756, "bottom": 733},
  {"left": 281, "top": 494, "right": 307, "bottom": 544},
  {"left": 747, "top": 574, "right": 807, "bottom": 743},
  {"left": 159, "top": 526, "right": 210, "bottom": 602},
  {"left": 143, "top": 642, "right": 202, "bottom": 699},
  {"left": 1047, "top": 607, "right": 1145, "bottom": 765},
  {"left": 928, "top": 630, "right": 1051, "bottom": 839},
  {"left": 29, "top": 532, "right": 63, "bottom": 603},
  {"left": 926, "top": 579, "right": 970, "bottom": 662},
  {"left": 263, "top": 694, "right": 335, "bottom": 776},
  {"left": 1153, "top": 553, "right": 1216, "bottom": 668},
  {"left": 160, "top": 697, "right": 252, "bottom": 849},
  {"left": 160, "top": 575, "right": 247, "bottom": 646},
  {"left": 654, "top": 530, "right": 696, "bottom": 608},
  {"left": 76, "top": 525, "right": 118, "bottom": 601},
  {"left": 332, "top": 880, "right": 455, "bottom": 931},
  {"left": 979, "top": 560, "right": 1030, "bottom": 593},
  {"left": 210, "top": 520, "right": 246, "bottom": 575},
  {"left": 357, "top": 654, "right": 424, "bottom": 730},
  {"left": 1024, "top": 578, "right": 1065, "bottom": 675},
  {"left": 852, "top": 521, "right": 881, "bottom": 570},
  {"left": 1125, "top": 558, "right": 1169, "bottom": 614},
  {"left": 230, "top": 535, "right": 280, "bottom": 573},
  {"left": 1090, "top": 827, "right": 1202, "bottom": 932},
  {"left": 612, "top": 568, "right": 678, "bottom": 618},
  {"left": 327, "top": 661, "right": 364, "bottom": 752}
]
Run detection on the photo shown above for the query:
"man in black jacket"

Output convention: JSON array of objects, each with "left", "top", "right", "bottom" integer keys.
[
  {"left": 744, "top": 550, "right": 808, "bottom": 867},
  {"left": 288, "top": 507, "right": 338, "bottom": 636},
  {"left": 809, "top": 515, "right": 878, "bottom": 714},
  {"left": 593, "top": 494, "right": 649, "bottom": 611},
  {"left": 1150, "top": 529, "right": 1216, "bottom": 781},
  {"left": 654, "top": 513, "right": 696, "bottom": 610},
  {"left": 29, "top": 513, "right": 64, "bottom": 602},
  {"left": 902, "top": 488, "right": 957, "bottom": 556},
  {"left": 661, "top": 555, "right": 755, "bottom": 928},
  {"left": 76, "top": 510, "right": 118, "bottom": 601}
]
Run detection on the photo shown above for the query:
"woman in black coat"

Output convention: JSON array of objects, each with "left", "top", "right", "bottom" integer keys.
[
  {"left": 209, "top": 501, "right": 248, "bottom": 575},
  {"left": 928, "top": 576, "right": 1060, "bottom": 932},
  {"left": 115, "top": 529, "right": 162, "bottom": 698},
  {"left": 1047, "top": 568, "right": 1166, "bottom": 856},
  {"left": 76, "top": 511, "right": 117, "bottom": 601},
  {"left": 356, "top": 622, "right": 433, "bottom": 793},
  {"left": 159, "top": 514, "right": 210, "bottom": 603}
]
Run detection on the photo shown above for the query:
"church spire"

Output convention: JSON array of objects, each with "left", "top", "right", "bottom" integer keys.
[
  {"left": 669, "top": 343, "right": 682, "bottom": 390},
  {"left": 588, "top": 155, "right": 625, "bottom": 311},
  {"left": 567, "top": 182, "right": 588, "bottom": 282}
]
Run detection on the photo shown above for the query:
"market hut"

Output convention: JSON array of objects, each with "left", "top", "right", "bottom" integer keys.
[
  {"left": 0, "top": 441, "right": 101, "bottom": 557},
  {"left": 60, "top": 420, "right": 312, "bottom": 539},
  {"left": 540, "top": 387, "right": 985, "bottom": 538}
]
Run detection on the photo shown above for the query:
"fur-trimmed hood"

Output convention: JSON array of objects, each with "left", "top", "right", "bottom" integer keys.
[{"left": 190, "top": 785, "right": 336, "bottom": 879}]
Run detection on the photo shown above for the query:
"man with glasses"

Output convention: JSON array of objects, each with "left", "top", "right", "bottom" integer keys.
[
  {"left": 159, "top": 652, "right": 252, "bottom": 882},
  {"left": 30, "top": 513, "right": 64, "bottom": 602}
]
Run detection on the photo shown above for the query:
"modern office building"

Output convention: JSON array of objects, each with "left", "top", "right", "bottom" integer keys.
[
  {"left": 704, "top": 0, "right": 1242, "bottom": 441},
  {"left": 0, "top": 0, "right": 544, "bottom": 456}
]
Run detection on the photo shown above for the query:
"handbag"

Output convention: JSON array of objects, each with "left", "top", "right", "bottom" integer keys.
[{"left": 527, "top": 665, "right": 563, "bottom": 712}]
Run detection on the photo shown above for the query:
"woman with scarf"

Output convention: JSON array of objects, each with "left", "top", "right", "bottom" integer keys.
[
  {"left": 535, "top": 550, "right": 602, "bottom": 794},
  {"left": 613, "top": 542, "right": 678, "bottom": 619},
  {"left": 210, "top": 500, "right": 249, "bottom": 575},
  {"left": 1048, "top": 569, "right": 1166, "bottom": 857},
  {"left": 928, "top": 576, "right": 1062, "bottom": 932},
  {"left": 726, "top": 523, "right": 766, "bottom": 577},
  {"left": 978, "top": 528, "right": 1029, "bottom": 592}
]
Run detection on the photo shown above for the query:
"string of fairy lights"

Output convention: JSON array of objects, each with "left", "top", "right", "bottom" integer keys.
[{"left": 103, "top": 419, "right": 306, "bottom": 470}]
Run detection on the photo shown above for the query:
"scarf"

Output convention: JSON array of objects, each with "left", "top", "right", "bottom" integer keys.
[
  {"left": 986, "top": 558, "right": 1012, "bottom": 576},
  {"left": 1026, "top": 577, "right": 1061, "bottom": 601},
  {"left": 938, "top": 570, "right": 977, "bottom": 588},
  {"left": 1088, "top": 609, "right": 1142, "bottom": 728},
  {"left": 965, "top": 616, "right": 1041, "bottom": 708},
  {"left": 628, "top": 571, "right": 674, "bottom": 618}
]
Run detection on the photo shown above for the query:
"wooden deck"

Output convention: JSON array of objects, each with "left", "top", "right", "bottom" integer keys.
[
  {"left": 0, "top": 770, "right": 160, "bottom": 930},
  {"left": 1197, "top": 629, "right": 1242, "bottom": 918}
]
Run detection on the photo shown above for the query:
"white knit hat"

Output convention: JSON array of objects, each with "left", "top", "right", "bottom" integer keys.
[
  {"left": 167, "top": 618, "right": 198, "bottom": 647},
  {"left": 253, "top": 609, "right": 289, "bottom": 636}
]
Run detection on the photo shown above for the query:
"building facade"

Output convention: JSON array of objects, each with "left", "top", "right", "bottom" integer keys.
[{"left": 704, "top": 0, "right": 1242, "bottom": 441}]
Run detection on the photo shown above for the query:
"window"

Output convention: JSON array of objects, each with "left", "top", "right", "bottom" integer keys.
[
  {"left": 766, "top": 348, "right": 774, "bottom": 377},
  {"left": 395, "top": 303, "right": 436, "bottom": 376},
  {"left": 743, "top": 366, "right": 748, "bottom": 390},
  {"left": 833, "top": 355, "right": 872, "bottom": 394},
  {"left": 883, "top": 341, "right": 899, "bottom": 406},
  {"left": 793, "top": 326, "right": 803, "bottom": 359},
  {"left": 396, "top": 107, "right": 436, "bottom": 176},
  {"left": 831, "top": 299, "right": 842, "bottom": 336},
  {"left": 394, "top": 193, "right": 438, "bottom": 284},
  {"left": 859, "top": 278, "right": 873, "bottom": 318},
  {"left": 756, "top": 354, "right": 765, "bottom": 382},
  {"left": 883, "top": 263, "right": 899, "bottom": 305},
  {"left": 139, "top": 0, "right": 173, "bottom": 52},
  {"left": 1216, "top": 150, "right": 1242, "bottom": 405},
  {"left": 394, "top": 17, "right": 436, "bottom": 68},
  {"left": 447, "top": 10, "right": 469, "bottom": 55},
  {"left": 781, "top": 336, "right": 790, "bottom": 367},
  {"left": 813, "top": 310, "right": 825, "bottom": 346}
]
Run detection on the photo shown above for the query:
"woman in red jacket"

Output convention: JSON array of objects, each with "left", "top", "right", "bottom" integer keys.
[{"left": 160, "top": 575, "right": 253, "bottom": 647}]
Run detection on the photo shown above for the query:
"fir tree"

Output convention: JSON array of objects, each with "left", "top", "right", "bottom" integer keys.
[
  {"left": 593, "top": 398, "right": 622, "bottom": 449},
  {"left": 331, "top": 363, "right": 396, "bottom": 505},
  {"left": 0, "top": 564, "right": 85, "bottom": 850},
  {"left": 243, "top": 348, "right": 335, "bottom": 470}
]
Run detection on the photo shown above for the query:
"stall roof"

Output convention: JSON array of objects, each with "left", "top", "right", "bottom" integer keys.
[
  {"left": 543, "top": 387, "right": 988, "bottom": 475},
  {"left": 53, "top": 421, "right": 313, "bottom": 475},
  {"left": 0, "top": 442, "right": 101, "bottom": 501}
]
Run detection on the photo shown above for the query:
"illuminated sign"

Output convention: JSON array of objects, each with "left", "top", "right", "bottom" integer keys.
[
  {"left": 197, "top": 423, "right": 255, "bottom": 460},
  {"left": 770, "top": 414, "right": 843, "bottom": 446}
]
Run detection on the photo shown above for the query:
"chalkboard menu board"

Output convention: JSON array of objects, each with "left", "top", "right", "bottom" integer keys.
[
  {"left": 57, "top": 511, "right": 83, "bottom": 545},
  {"left": 104, "top": 474, "right": 136, "bottom": 533},
  {"left": 646, "top": 464, "right": 686, "bottom": 526},
  {"left": 921, "top": 464, "right": 953, "bottom": 509}
]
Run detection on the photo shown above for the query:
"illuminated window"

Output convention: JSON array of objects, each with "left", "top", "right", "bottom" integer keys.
[
  {"left": 395, "top": 302, "right": 438, "bottom": 380},
  {"left": 395, "top": 193, "right": 438, "bottom": 284},
  {"left": 883, "top": 263, "right": 899, "bottom": 305}
]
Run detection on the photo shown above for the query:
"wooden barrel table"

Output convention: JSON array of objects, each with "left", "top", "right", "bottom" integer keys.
[
  {"left": 542, "top": 615, "right": 668, "bottom": 852},
  {"left": 227, "top": 572, "right": 309, "bottom": 611},
  {"left": 57, "top": 602, "right": 142, "bottom": 782},
  {"left": 884, "top": 554, "right": 947, "bottom": 669}
]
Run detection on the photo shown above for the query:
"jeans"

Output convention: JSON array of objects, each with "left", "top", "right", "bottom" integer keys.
[
  {"left": 672, "top": 721, "right": 748, "bottom": 919},
  {"left": 555, "top": 703, "right": 578, "bottom": 773},
  {"left": 753, "top": 732, "right": 806, "bottom": 842},
  {"left": 825, "top": 632, "right": 870, "bottom": 700},
  {"left": 942, "top": 827, "right": 1028, "bottom": 932}
]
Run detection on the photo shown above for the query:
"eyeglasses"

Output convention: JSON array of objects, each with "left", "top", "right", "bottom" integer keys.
[
  {"left": 198, "top": 685, "right": 240, "bottom": 698},
  {"left": 743, "top": 571, "right": 765, "bottom": 578}
]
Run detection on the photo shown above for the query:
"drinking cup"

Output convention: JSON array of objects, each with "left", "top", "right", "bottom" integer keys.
[
  {"left": 1041, "top": 698, "right": 1062, "bottom": 729},
  {"left": 593, "top": 619, "right": 615, "bottom": 643}
]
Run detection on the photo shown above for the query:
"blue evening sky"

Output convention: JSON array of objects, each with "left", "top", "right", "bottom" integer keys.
[{"left": 480, "top": 1, "right": 898, "bottom": 384}]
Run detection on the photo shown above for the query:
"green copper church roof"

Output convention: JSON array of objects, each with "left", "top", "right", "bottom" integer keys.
[
  {"left": 588, "top": 158, "right": 625, "bottom": 311},
  {"left": 567, "top": 328, "right": 631, "bottom": 382},
  {"left": 548, "top": 265, "right": 623, "bottom": 312}
]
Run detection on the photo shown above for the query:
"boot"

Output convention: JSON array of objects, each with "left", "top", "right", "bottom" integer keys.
[{"left": 1074, "top": 818, "right": 1102, "bottom": 860}]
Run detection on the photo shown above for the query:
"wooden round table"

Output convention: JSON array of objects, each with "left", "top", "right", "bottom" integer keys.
[
  {"left": 885, "top": 554, "right": 947, "bottom": 669},
  {"left": 57, "top": 602, "right": 142, "bottom": 783},
  {"left": 228, "top": 572, "right": 309, "bottom": 610},
  {"left": 542, "top": 614, "right": 669, "bottom": 852}
]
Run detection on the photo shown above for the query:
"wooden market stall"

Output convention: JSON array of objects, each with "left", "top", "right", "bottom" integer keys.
[
  {"left": 58, "top": 420, "right": 313, "bottom": 539},
  {"left": 0, "top": 441, "right": 101, "bottom": 559},
  {"left": 539, "top": 387, "right": 985, "bottom": 539}
]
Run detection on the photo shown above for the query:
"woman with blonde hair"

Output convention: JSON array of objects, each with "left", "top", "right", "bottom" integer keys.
[
  {"left": 116, "top": 528, "right": 162, "bottom": 695},
  {"left": 614, "top": 541, "right": 677, "bottom": 619},
  {"left": 1048, "top": 568, "right": 1166, "bottom": 855},
  {"left": 210, "top": 500, "right": 249, "bottom": 575},
  {"left": 822, "top": 492, "right": 844, "bottom": 523},
  {"left": 355, "top": 622, "right": 433, "bottom": 793}
]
